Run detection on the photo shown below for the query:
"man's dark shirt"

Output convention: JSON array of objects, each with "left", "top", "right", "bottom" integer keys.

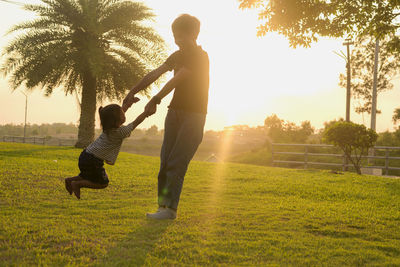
[{"left": 165, "top": 46, "right": 209, "bottom": 114}]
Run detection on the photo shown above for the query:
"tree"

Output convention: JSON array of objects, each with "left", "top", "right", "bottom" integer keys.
[
  {"left": 393, "top": 108, "right": 400, "bottom": 124},
  {"left": 146, "top": 125, "right": 158, "bottom": 136},
  {"left": 264, "top": 114, "right": 314, "bottom": 143},
  {"left": 264, "top": 114, "right": 284, "bottom": 142},
  {"left": 322, "top": 118, "right": 345, "bottom": 132},
  {"left": 339, "top": 36, "right": 400, "bottom": 114},
  {"left": 391, "top": 108, "right": 400, "bottom": 145},
  {"left": 323, "top": 121, "right": 378, "bottom": 174},
  {"left": 376, "top": 131, "right": 398, "bottom": 147},
  {"left": 298, "top": 121, "right": 314, "bottom": 141},
  {"left": 238, "top": 0, "right": 400, "bottom": 48},
  {"left": 2, "top": 0, "right": 165, "bottom": 147}
]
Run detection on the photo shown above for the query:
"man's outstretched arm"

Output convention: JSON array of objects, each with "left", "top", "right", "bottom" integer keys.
[
  {"left": 123, "top": 63, "right": 170, "bottom": 110},
  {"left": 144, "top": 67, "right": 191, "bottom": 115},
  {"left": 121, "top": 96, "right": 140, "bottom": 112}
]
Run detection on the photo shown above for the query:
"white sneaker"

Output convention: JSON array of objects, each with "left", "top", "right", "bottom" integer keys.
[{"left": 146, "top": 208, "right": 177, "bottom": 220}]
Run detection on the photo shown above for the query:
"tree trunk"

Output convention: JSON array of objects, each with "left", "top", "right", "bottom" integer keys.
[
  {"left": 75, "top": 71, "right": 97, "bottom": 148},
  {"left": 348, "top": 155, "right": 362, "bottom": 175},
  {"left": 354, "top": 164, "right": 362, "bottom": 175}
]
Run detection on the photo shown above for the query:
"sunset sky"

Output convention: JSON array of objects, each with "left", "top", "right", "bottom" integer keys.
[{"left": 0, "top": 0, "right": 399, "bottom": 132}]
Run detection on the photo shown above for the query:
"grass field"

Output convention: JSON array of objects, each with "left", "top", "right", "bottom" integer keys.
[{"left": 1, "top": 143, "right": 400, "bottom": 266}]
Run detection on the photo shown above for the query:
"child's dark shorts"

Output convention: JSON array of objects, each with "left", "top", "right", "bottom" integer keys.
[{"left": 78, "top": 150, "right": 109, "bottom": 185}]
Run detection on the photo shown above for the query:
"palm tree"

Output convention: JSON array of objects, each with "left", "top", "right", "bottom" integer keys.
[{"left": 2, "top": 0, "right": 166, "bottom": 147}]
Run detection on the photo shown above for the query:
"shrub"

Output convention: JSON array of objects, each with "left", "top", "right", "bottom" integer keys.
[{"left": 323, "top": 122, "right": 378, "bottom": 174}]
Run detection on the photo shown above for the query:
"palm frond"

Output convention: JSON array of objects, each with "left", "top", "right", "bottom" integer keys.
[
  {"left": 106, "top": 33, "right": 165, "bottom": 68},
  {"left": 8, "top": 18, "right": 66, "bottom": 34},
  {"left": 99, "top": 1, "right": 154, "bottom": 33},
  {"left": 2, "top": 0, "right": 166, "bottom": 101},
  {"left": 4, "top": 30, "right": 71, "bottom": 55}
]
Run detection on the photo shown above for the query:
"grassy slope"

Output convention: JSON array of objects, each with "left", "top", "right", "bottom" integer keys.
[
  {"left": 229, "top": 147, "right": 271, "bottom": 166},
  {"left": 0, "top": 143, "right": 400, "bottom": 266}
]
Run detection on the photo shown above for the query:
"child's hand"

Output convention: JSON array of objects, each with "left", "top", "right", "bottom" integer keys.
[{"left": 122, "top": 96, "right": 140, "bottom": 112}]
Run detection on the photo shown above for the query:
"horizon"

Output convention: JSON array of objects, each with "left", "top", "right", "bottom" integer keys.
[{"left": 1, "top": 0, "right": 400, "bottom": 133}]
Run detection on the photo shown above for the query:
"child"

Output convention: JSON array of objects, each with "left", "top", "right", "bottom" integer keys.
[
  {"left": 123, "top": 14, "right": 209, "bottom": 220},
  {"left": 65, "top": 99, "right": 148, "bottom": 199}
]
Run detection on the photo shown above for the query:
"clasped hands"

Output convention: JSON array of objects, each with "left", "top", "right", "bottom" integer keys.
[{"left": 122, "top": 94, "right": 158, "bottom": 117}]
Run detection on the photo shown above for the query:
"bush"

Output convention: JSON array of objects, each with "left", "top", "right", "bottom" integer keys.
[{"left": 323, "top": 122, "right": 378, "bottom": 174}]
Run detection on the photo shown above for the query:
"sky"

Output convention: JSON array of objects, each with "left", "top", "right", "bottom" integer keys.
[{"left": 0, "top": 0, "right": 400, "bottom": 132}]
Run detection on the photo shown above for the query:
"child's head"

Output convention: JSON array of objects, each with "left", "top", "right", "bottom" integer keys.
[
  {"left": 172, "top": 14, "right": 200, "bottom": 49},
  {"left": 98, "top": 104, "right": 126, "bottom": 132}
]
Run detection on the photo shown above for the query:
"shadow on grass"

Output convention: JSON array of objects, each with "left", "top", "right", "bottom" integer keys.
[{"left": 95, "top": 219, "right": 173, "bottom": 266}]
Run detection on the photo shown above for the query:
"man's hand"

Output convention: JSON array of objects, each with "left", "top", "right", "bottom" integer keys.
[
  {"left": 122, "top": 96, "right": 140, "bottom": 112},
  {"left": 144, "top": 100, "right": 157, "bottom": 116}
]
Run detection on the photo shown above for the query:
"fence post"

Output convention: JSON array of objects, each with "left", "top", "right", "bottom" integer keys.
[
  {"left": 271, "top": 144, "right": 274, "bottom": 167},
  {"left": 304, "top": 145, "right": 308, "bottom": 169},
  {"left": 342, "top": 153, "right": 346, "bottom": 172},
  {"left": 43, "top": 138, "right": 45, "bottom": 145},
  {"left": 385, "top": 148, "right": 389, "bottom": 176}
]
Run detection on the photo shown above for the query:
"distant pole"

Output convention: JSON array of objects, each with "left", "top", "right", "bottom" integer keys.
[
  {"left": 343, "top": 38, "right": 354, "bottom": 122},
  {"left": 20, "top": 91, "right": 28, "bottom": 142},
  {"left": 371, "top": 38, "right": 380, "bottom": 131},
  {"left": 368, "top": 38, "right": 380, "bottom": 165},
  {"left": 342, "top": 38, "right": 353, "bottom": 172}
]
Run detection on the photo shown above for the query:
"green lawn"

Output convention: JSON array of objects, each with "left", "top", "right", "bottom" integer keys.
[{"left": 0, "top": 143, "right": 400, "bottom": 266}]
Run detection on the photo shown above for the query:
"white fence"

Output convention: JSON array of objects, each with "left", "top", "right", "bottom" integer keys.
[
  {"left": 271, "top": 143, "right": 400, "bottom": 175},
  {"left": 2, "top": 136, "right": 76, "bottom": 146}
]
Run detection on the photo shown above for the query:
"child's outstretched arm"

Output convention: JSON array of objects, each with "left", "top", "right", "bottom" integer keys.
[
  {"left": 118, "top": 111, "right": 152, "bottom": 140},
  {"left": 129, "top": 111, "right": 151, "bottom": 131}
]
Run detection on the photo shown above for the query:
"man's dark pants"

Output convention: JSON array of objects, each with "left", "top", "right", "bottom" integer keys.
[{"left": 158, "top": 109, "right": 206, "bottom": 210}]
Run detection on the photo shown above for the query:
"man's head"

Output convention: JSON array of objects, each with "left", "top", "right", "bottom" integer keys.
[
  {"left": 172, "top": 14, "right": 200, "bottom": 49},
  {"left": 99, "top": 104, "right": 126, "bottom": 132}
]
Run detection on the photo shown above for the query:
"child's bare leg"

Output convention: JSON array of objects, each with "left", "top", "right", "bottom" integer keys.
[
  {"left": 65, "top": 176, "right": 83, "bottom": 195},
  {"left": 71, "top": 180, "right": 108, "bottom": 199}
]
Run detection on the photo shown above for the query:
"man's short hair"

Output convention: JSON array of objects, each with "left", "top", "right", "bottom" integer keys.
[{"left": 172, "top": 14, "right": 200, "bottom": 39}]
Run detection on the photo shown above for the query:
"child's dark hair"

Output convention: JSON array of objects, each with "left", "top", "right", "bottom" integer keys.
[
  {"left": 172, "top": 14, "right": 200, "bottom": 39},
  {"left": 98, "top": 104, "right": 122, "bottom": 133}
]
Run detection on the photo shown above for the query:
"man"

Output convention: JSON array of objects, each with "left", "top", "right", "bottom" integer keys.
[{"left": 123, "top": 14, "right": 209, "bottom": 220}]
